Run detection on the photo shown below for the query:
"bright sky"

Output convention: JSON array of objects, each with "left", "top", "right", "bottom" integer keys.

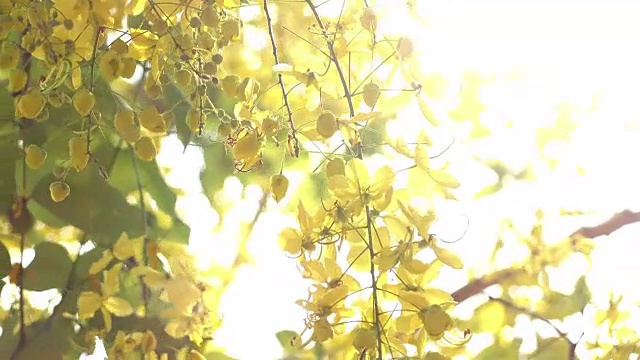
[{"left": 86, "top": 1, "right": 640, "bottom": 359}]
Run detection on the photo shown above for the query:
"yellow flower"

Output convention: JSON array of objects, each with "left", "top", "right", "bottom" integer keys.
[
  {"left": 396, "top": 201, "right": 464, "bottom": 269},
  {"left": 394, "top": 294, "right": 455, "bottom": 342},
  {"left": 107, "top": 330, "right": 159, "bottom": 360},
  {"left": 299, "top": 258, "right": 360, "bottom": 293},
  {"left": 77, "top": 263, "right": 134, "bottom": 331},
  {"left": 278, "top": 201, "right": 325, "bottom": 256},
  {"left": 327, "top": 158, "right": 395, "bottom": 215},
  {"left": 89, "top": 232, "right": 142, "bottom": 275}
]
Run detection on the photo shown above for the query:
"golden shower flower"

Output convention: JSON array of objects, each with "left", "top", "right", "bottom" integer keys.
[
  {"left": 327, "top": 158, "right": 395, "bottom": 215},
  {"left": 77, "top": 263, "right": 133, "bottom": 331}
]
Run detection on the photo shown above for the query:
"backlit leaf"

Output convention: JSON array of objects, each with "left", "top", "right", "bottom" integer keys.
[
  {"left": 23, "top": 241, "right": 73, "bottom": 291},
  {"left": 0, "top": 241, "right": 11, "bottom": 278},
  {"left": 30, "top": 171, "right": 144, "bottom": 247}
]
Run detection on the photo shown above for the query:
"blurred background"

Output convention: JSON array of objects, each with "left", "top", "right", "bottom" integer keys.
[{"left": 84, "top": 0, "right": 640, "bottom": 358}]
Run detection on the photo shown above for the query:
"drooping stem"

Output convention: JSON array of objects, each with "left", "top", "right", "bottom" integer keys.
[
  {"left": 304, "top": 1, "right": 382, "bottom": 358},
  {"left": 264, "top": 1, "right": 300, "bottom": 157}
]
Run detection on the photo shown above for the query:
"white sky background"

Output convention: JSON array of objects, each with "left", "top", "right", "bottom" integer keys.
[{"left": 86, "top": 1, "right": 640, "bottom": 359}]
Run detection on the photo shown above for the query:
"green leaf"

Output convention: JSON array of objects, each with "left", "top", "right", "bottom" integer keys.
[
  {"left": 474, "top": 182, "right": 503, "bottom": 199},
  {"left": 94, "top": 144, "right": 190, "bottom": 244},
  {"left": 276, "top": 330, "right": 298, "bottom": 354},
  {"left": 466, "top": 300, "right": 517, "bottom": 333},
  {"left": 540, "top": 276, "right": 590, "bottom": 320},
  {"left": 13, "top": 318, "right": 79, "bottom": 360},
  {"left": 0, "top": 88, "right": 18, "bottom": 212},
  {"left": 531, "top": 337, "right": 570, "bottom": 359},
  {"left": 29, "top": 170, "right": 145, "bottom": 247},
  {"left": 23, "top": 241, "right": 72, "bottom": 291},
  {"left": 200, "top": 143, "right": 234, "bottom": 213},
  {"left": 72, "top": 247, "right": 105, "bottom": 287},
  {"left": 0, "top": 241, "right": 11, "bottom": 278},
  {"left": 104, "top": 144, "right": 175, "bottom": 214},
  {"left": 476, "top": 338, "right": 522, "bottom": 360}
]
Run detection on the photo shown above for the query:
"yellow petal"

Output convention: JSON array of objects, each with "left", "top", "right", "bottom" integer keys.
[
  {"left": 415, "top": 144, "right": 430, "bottom": 171},
  {"left": 377, "top": 248, "right": 399, "bottom": 272},
  {"left": 301, "top": 260, "right": 327, "bottom": 282},
  {"left": 386, "top": 136, "right": 414, "bottom": 158},
  {"left": 342, "top": 112, "right": 382, "bottom": 124},
  {"left": 417, "top": 93, "right": 440, "bottom": 126},
  {"left": 402, "top": 258, "right": 430, "bottom": 274},
  {"left": 278, "top": 228, "right": 302, "bottom": 255},
  {"left": 102, "top": 262, "right": 123, "bottom": 296},
  {"left": 323, "top": 258, "right": 343, "bottom": 281},
  {"left": 399, "top": 290, "right": 430, "bottom": 310},
  {"left": 326, "top": 158, "right": 345, "bottom": 178},
  {"left": 165, "top": 319, "right": 188, "bottom": 338},
  {"left": 429, "top": 169, "right": 460, "bottom": 189},
  {"left": 345, "top": 158, "right": 370, "bottom": 190},
  {"left": 395, "top": 314, "right": 422, "bottom": 333},
  {"left": 317, "top": 284, "right": 349, "bottom": 308},
  {"left": 311, "top": 318, "right": 333, "bottom": 342},
  {"left": 71, "top": 64, "right": 82, "bottom": 90},
  {"left": 327, "top": 174, "right": 351, "bottom": 192},
  {"left": 89, "top": 250, "right": 114, "bottom": 275},
  {"left": 103, "top": 296, "right": 134, "bottom": 317},
  {"left": 165, "top": 276, "right": 201, "bottom": 310},
  {"left": 371, "top": 165, "right": 395, "bottom": 194},
  {"left": 101, "top": 306, "right": 113, "bottom": 332},
  {"left": 373, "top": 186, "right": 394, "bottom": 212},
  {"left": 422, "top": 288, "right": 454, "bottom": 305},
  {"left": 347, "top": 244, "right": 370, "bottom": 272},
  {"left": 125, "top": 0, "right": 146, "bottom": 15},
  {"left": 431, "top": 244, "right": 463, "bottom": 269},
  {"left": 113, "top": 232, "right": 136, "bottom": 260},
  {"left": 77, "top": 291, "right": 102, "bottom": 319},
  {"left": 132, "top": 266, "right": 169, "bottom": 290}
]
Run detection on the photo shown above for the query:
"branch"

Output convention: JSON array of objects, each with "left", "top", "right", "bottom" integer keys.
[
  {"left": 263, "top": 1, "right": 299, "bottom": 158},
  {"left": 575, "top": 209, "right": 640, "bottom": 239},
  {"left": 452, "top": 209, "right": 640, "bottom": 303},
  {"left": 304, "top": 0, "right": 354, "bottom": 118}
]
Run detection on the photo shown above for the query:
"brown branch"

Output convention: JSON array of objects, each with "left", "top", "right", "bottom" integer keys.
[
  {"left": 452, "top": 209, "right": 640, "bottom": 303},
  {"left": 452, "top": 268, "right": 524, "bottom": 303},
  {"left": 575, "top": 209, "right": 640, "bottom": 239}
]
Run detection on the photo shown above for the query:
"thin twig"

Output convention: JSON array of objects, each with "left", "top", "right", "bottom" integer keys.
[
  {"left": 15, "top": 164, "right": 26, "bottom": 358},
  {"left": 129, "top": 143, "right": 152, "bottom": 308},
  {"left": 264, "top": 0, "right": 299, "bottom": 158},
  {"left": 488, "top": 296, "right": 569, "bottom": 340},
  {"left": 86, "top": 25, "right": 102, "bottom": 167},
  {"left": 304, "top": 0, "right": 355, "bottom": 118},
  {"left": 488, "top": 296, "right": 582, "bottom": 359}
]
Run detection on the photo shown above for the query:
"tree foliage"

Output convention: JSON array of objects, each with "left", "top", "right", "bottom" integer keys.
[{"left": 0, "top": 0, "right": 638, "bottom": 360}]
